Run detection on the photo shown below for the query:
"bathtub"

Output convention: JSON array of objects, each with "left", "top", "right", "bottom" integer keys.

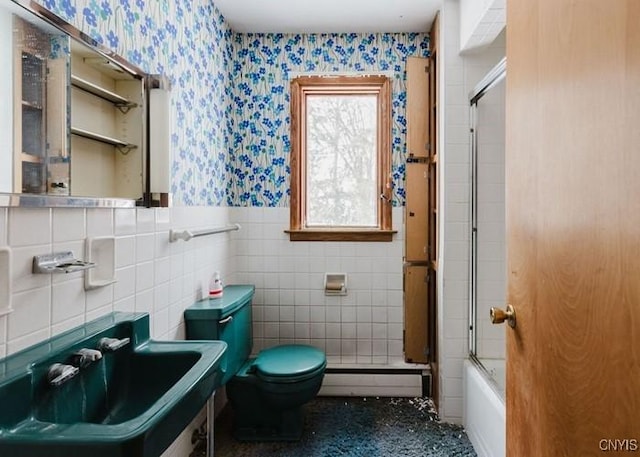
[{"left": 463, "top": 359, "right": 506, "bottom": 457}]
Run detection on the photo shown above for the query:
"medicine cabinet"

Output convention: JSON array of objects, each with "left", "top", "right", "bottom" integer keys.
[{"left": 1, "top": 0, "right": 169, "bottom": 207}]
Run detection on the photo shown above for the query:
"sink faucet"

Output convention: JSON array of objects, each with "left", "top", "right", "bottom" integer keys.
[
  {"left": 71, "top": 348, "right": 103, "bottom": 368},
  {"left": 47, "top": 363, "right": 79, "bottom": 387},
  {"left": 47, "top": 348, "right": 103, "bottom": 387},
  {"left": 97, "top": 337, "right": 130, "bottom": 352}
]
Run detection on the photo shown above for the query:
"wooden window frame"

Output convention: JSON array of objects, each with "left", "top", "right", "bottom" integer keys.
[{"left": 287, "top": 75, "right": 395, "bottom": 242}]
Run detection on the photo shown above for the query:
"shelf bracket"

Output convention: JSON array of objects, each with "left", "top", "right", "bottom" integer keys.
[
  {"left": 116, "top": 144, "right": 137, "bottom": 155},
  {"left": 114, "top": 102, "right": 138, "bottom": 114}
]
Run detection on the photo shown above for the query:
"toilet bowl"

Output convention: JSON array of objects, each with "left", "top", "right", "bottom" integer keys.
[{"left": 184, "top": 284, "right": 326, "bottom": 441}]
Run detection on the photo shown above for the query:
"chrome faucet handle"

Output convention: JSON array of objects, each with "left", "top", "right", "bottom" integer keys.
[
  {"left": 97, "top": 337, "right": 130, "bottom": 352},
  {"left": 48, "top": 363, "right": 79, "bottom": 387},
  {"left": 71, "top": 348, "right": 103, "bottom": 368}
]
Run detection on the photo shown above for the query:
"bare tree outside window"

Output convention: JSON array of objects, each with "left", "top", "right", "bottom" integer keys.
[
  {"left": 288, "top": 75, "right": 393, "bottom": 242},
  {"left": 306, "top": 94, "right": 378, "bottom": 227}
]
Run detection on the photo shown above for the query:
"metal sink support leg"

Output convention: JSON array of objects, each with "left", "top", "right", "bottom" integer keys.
[{"left": 207, "top": 393, "right": 215, "bottom": 457}]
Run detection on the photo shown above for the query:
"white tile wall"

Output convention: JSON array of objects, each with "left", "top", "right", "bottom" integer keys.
[
  {"left": 9, "top": 208, "right": 51, "bottom": 246},
  {"left": 0, "top": 206, "right": 237, "bottom": 456},
  {"left": 234, "top": 206, "right": 405, "bottom": 366},
  {"left": 114, "top": 208, "right": 137, "bottom": 236},
  {"left": 53, "top": 208, "right": 86, "bottom": 242},
  {"left": 437, "top": 0, "right": 506, "bottom": 424},
  {"left": 86, "top": 208, "right": 113, "bottom": 237},
  {"left": 0, "top": 208, "right": 7, "bottom": 245},
  {"left": 0, "top": 206, "right": 235, "bottom": 353}
]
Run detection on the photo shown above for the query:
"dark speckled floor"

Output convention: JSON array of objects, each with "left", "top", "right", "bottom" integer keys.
[{"left": 214, "top": 397, "right": 477, "bottom": 457}]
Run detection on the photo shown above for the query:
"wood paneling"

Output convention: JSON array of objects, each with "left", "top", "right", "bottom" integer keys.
[
  {"left": 405, "top": 163, "right": 428, "bottom": 261},
  {"left": 506, "top": 0, "right": 640, "bottom": 454},
  {"left": 406, "top": 57, "right": 430, "bottom": 159},
  {"left": 404, "top": 265, "right": 429, "bottom": 363},
  {"left": 403, "top": 42, "right": 432, "bottom": 366}
]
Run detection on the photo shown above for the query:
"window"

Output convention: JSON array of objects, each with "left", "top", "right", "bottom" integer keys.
[{"left": 288, "top": 76, "right": 395, "bottom": 241}]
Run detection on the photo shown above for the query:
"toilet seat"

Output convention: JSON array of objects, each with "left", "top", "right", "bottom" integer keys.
[
  {"left": 254, "top": 345, "right": 326, "bottom": 383},
  {"left": 186, "top": 285, "right": 326, "bottom": 441}
]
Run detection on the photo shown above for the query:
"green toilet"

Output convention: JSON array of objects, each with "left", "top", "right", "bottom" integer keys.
[{"left": 184, "top": 284, "right": 326, "bottom": 441}]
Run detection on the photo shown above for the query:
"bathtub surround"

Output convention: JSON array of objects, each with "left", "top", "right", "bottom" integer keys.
[
  {"left": 470, "top": 58, "right": 506, "bottom": 389},
  {"left": 463, "top": 361, "right": 505, "bottom": 457},
  {"left": 437, "top": 0, "right": 505, "bottom": 423}
]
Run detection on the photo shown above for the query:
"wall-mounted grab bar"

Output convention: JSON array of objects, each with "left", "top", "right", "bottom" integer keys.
[{"left": 169, "top": 223, "right": 241, "bottom": 243}]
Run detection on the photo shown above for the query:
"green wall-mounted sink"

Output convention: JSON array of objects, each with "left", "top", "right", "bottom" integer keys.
[{"left": 0, "top": 312, "right": 227, "bottom": 457}]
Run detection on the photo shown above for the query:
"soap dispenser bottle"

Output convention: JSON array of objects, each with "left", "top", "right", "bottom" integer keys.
[{"left": 209, "top": 271, "right": 223, "bottom": 298}]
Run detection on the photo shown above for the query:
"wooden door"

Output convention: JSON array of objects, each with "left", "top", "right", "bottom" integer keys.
[
  {"left": 506, "top": 1, "right": 640, "bottom": 455},
  {"left": 404, "top": 55, "right": 431, "bottom": 364},
  {"left": 405, "top": 163, "right": 428, "bottom": 262},
  {"left": 406, "top": 57, "right": 430, "bottom": 159},
  {"left": 404, "top": 265, "right": 429, "bottom": 363}
]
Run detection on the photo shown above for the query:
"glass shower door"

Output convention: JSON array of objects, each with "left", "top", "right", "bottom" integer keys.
[{"left": 469, "top": 59, "right": 506, "bottom": 398}]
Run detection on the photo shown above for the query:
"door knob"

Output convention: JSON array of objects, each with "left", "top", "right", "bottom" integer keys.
[{"left": 490, "top": 304, "right": 516, "bottom": 328}]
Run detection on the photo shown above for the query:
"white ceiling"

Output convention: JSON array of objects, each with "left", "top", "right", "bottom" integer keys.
[{"left": 214, "top": 0, "right": 442, "bottom": 33}]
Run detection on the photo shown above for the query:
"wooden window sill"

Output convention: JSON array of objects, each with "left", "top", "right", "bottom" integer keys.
[{"left": 285, "top": 229, "right": 397, "bottom": 242}]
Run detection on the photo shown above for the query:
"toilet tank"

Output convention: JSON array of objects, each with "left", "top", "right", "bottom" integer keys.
[{"left": 184, "top": 285, "right": 254, "bottom": 383}]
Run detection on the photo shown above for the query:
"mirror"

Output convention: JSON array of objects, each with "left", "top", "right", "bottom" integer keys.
[{"left": 0, "top": 0, "right": 153, "bottom": 207}]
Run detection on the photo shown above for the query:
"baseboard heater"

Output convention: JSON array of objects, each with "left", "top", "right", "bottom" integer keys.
[{"left": 319, "top": 367, "right": 431, "bottom": 398}]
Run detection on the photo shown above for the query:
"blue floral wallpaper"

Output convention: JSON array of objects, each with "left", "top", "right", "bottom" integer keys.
[
  {"left": 34, "top": 0, "right": 429, "bottom": 207},
  {"left": 228, "top": 33, "right": 429, "bottom": 207}
]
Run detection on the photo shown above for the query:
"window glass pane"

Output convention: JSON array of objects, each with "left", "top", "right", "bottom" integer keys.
[{"left": 306, "top": 94, "right": 378, "bottom": 227}]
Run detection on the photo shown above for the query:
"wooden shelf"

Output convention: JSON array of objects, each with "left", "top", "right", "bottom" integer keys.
[
  {"left": 71, "top": 127, "right": 136, "bottom": 151},
  {"left": 71, "top": 75, "right": 136, "bottom": 109}
]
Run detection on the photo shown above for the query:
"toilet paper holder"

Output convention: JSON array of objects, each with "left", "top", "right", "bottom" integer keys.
[{"left": 324, "top": 273, "right": 347, "bottom": 296}]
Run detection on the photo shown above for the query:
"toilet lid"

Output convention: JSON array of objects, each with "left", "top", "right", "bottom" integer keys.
[{"left": 254, "top": 345, "right": 326, "bottom": 382}]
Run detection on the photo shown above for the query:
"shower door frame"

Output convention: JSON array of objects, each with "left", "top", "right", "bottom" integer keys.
[{"left": 468, "top": 58, "right": 507, "bottom": 389}]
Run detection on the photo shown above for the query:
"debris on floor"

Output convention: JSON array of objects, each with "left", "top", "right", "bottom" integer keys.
[{"left": 215, "top": 397, "right": 477, "bottom": 457}]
